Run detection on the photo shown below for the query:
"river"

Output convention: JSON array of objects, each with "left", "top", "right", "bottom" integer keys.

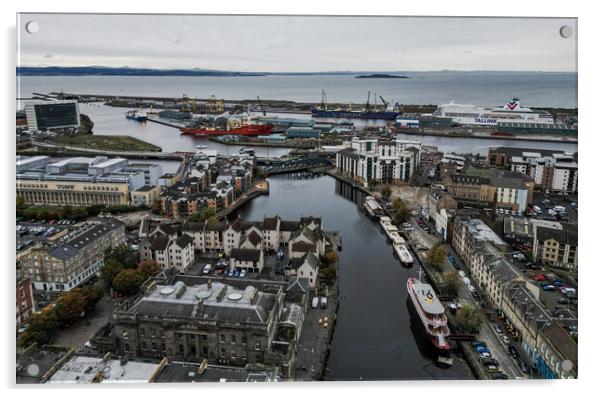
[{"left": 236, "top": 173, "right": 474, "bottom": 380}]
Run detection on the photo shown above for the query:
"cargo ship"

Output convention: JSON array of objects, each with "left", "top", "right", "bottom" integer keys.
[
  {"left": 311, "top": 90, "right": 400, "bottom": 120},
  {"left": 407, "top": 274, "right": 451, "bottom": 352},
  {"left": 125, "top": 110, "right": 147, "bottom": 122}
]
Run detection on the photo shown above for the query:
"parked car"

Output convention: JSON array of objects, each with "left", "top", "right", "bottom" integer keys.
[
  {"left": 557, "top": 298, "right": 569, "bottom": 305},
  {"left": 542, "top": 284, "right": 556, "bottom": 291},
  {"left": 480, "top": 352, "right": 494, "bottom": 359},
  {"left": 234, "top": 269, "right": 241, "bottom": 277},
  {"left": 240, "top": 269, "right": 247, "bottom": 278},
  {"left": 471, "top": 341, "right": 486, "bottom": 348},
  {"left": 491, "top": 371, "right": 508, "bottom": 380},
  {"left": 320, "top": 297, "right": 327, "bottom": 309},
  {"left": 532, "top": 274, "right": 546, "bottom": 282},
  {"left": 482, "top": 357, "right": 499, "bottom": 366},
  {"left": 202, "top": 264, "right": 212, "bottom": 274},
  {"left": 501, "top": 335, "right": 510, "bottom": 345},
  {"left": 311, "top": 297, "right": 319, "bottom": 309},
  {"left": 475, "top": 346, "right": 490, "bottom": 354},
  {"left": 508, "top": 345, "right": 519, "bottom": 359},
  {"left": 494, "top": 324, "right": 503, "bottom": 334}
]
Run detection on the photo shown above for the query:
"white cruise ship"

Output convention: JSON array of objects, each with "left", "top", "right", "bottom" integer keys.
[{"left": 432, "top": 98, "right": 554, "bottom": 127}]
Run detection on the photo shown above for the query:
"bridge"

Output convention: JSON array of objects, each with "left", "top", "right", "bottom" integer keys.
[{"left": 264, "top": 156, "right": 333, "bottom": 176}]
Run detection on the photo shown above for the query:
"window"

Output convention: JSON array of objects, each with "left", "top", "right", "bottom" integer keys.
[
  {"left": 242, "top": 335, "right": 247, "bottom": 345},
  {"left": 124, "top": 344, "right": 130, "bottom": 352},
  {"left": 140, "top": 328, "right": 146, "bottom": 336},
  {"left": 231, "top": 351, "right": 237, "bottom": 359},
  {"left": 220, "top": 348, "right": 226, "bottom": 358},
  {"left": 141, "top": 342, "right": 147, "bottom": 350},
  {"left": 255, "top": 341, "right": 261, "bottom": 350},
  {"left": 201, "top": 334, "right": 207, "bottom": 342},
  {"left": 220, "top": 334, "right": 226, "bottom": 343},
  {"left": 178, "top": 344, "right": 184, "bottom": 353},
  {"left": 231, "top": 335, "right": 236, "bottom": 344}
]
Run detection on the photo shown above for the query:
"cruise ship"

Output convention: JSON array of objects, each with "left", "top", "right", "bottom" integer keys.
[
  {"left": 432, "top": 98, "right": 554, "bottom": 127},
  {"left": 407, "top": 275, "right": 451, "bottom": 352}
]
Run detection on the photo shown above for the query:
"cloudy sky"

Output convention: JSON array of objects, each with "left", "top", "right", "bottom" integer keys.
[{"left": 17, "top": 14, "right": 577, "bottom": 72}]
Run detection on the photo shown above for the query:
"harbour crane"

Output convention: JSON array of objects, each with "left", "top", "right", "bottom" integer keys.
[
  {"left": 256, "top": 96, "right": 267, "bottom": 116},
  {"left": 365, "top": 91, "right": 371, "bottom": 111},
  {"left": 379, "top": 96, "right": 390, "bottom": 111},
  {"left": 320, "top": 89, "right": 328, "bottom": 110}
]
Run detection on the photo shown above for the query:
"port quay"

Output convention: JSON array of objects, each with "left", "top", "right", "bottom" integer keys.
[{"left": 16, "top": 87, "right": 577, "bottom": 383}]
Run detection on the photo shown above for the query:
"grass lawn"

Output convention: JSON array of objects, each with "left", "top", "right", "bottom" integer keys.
[{"left": 51, "top": 134, "right": 161, "bottom": 152}]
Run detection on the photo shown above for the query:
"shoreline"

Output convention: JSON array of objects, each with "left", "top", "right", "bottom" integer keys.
[{"left": 396, "top": 128, "right": 578, "bottom": 144}]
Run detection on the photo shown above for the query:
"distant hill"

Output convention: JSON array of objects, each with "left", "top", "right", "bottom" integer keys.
[
  {"left": 355, "top": 74, "right": 409, "bottom": 79},
  {"left": 16, "top": 66, "right": 268, "bottom": 77}
]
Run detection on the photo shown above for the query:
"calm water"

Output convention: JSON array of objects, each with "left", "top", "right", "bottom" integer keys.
[
  {"left": 236, "top": 173, "right": 474, "bottom": 380},
  {"left": 18, "top": 72, "right": 577, "bottom": 108}
]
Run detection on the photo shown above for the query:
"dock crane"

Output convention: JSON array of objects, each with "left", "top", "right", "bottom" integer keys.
[
  {"left": 379, "top": 96, "right": 390, "bottom": 111},
  {"left": 320, "top": 89, "right": 328, "bottom": 111},
  {"left": 256, "top": 96, "right": 267, "bottom": 116},
  {"left": 365, "top": 91, "right": 371, "bottom": 111}
]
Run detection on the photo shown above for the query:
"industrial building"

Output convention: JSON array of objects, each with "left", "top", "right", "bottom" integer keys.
[
  {"left": 15, "top": 156, "right": 163, "bottom": 207},
  {"left": 24, "top": 99, "right": 80, "bottom": 131}
]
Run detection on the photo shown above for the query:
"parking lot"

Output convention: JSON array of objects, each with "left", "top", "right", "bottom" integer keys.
[{"left": 16, "top": 219, "right": 79, "bottom": 252}]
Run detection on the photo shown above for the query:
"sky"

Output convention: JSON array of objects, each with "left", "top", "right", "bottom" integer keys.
[{"left": 17, "top": 14, "right": 577, "bottom": 72}]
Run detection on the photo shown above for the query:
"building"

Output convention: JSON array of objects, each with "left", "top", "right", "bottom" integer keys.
[
  {"left": 113, "top": 280, "right": 290, "bottom": 369},
  {"left": 19, "top": 220, "right": 126, "bottom": 291},
  {"left": 153, "top": 360, "right": 280, "bottom": 382},
  {"left": 24, "top": 99, "right": 80, "bottom": 131},
  {"left": 535, "top": 322, "right": 578, "bottom": 379},
  {"left": 16, "top": 344, "right": 74, "bottom": 384},
  {"left": 288, "top": 252, "right": 319, "bottom": 289},
  {"left": 426, "top": 187, "right": 457, "bottom": 222},
  {"left": 131, "top": 185, "right": 161, "bottom": 207},
  {"left": 514, "top": 153, "right": 578, "bottom": 193},
  {"left": 229, "top": 248, "right": 264, "bottom": 273},
  {"left": 468, "top": 242, "right": 520, "bottom": 307},
  {"left": 286, "top": 127, "right": 321, "bottom": 139},
  {"left": 487, "top": 147, "right": 563, "bottom": 168},
  {"left": 335, "top": 137, "right": 421, "bottom": 185},
  {"left": 16, "top": 156, "right": 159, "bottom": 207},
  {"left": 16, "top": 272, "right": 36, "bottom": 327},
  {"left": 451, "top": 216, "right": 507, "bottom": 262},
  {"left": 533, "top": 224, "right": 578, "bottom": 271},
  {"left": 443, "top": 168, "right": 534, "bottom": 213},
  {"left": 140, "top": 226, "right": 195, "bottom": 273},
  {"left": 47, "top": 355, "right": 163, "bottom": 384}
]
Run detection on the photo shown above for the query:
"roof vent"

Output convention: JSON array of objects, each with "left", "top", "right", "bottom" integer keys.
[
  {"left": 227, "top": 292, "right": 243, "bottom": 302},
  {"left": 160, "top": 287, "right": 175, "bottom": 296}
]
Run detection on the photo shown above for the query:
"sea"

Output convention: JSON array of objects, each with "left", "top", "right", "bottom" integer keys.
[{"left": 17, "top": 71, "right": 577, "bottom": 108}]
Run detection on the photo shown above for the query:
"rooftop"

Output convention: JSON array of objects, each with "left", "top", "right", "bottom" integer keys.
[{"left": 47, "top": 355, "right": 160, "bottom": 384}]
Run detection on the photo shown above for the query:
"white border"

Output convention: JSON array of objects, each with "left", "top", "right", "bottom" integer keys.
[{"left": 2, "top": 1, "right": 599, "bottom": 396}]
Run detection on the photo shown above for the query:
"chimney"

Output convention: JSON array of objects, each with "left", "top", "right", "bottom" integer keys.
[{"left": 208, "top": 279, "right": 212, "bottom": 289}]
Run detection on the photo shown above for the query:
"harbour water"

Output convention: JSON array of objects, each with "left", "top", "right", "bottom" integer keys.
[
  {"left": 18, "top": 72, "right": 577, "bottom": 108},
  {"left": 236, "top": 173, "right": 475, "bottom": 380}
]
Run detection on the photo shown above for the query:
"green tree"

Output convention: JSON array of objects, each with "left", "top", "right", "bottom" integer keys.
[
  {"left": 427, "top": 243, "right": 447, "bottom": 271},
  {"left": 101, "top": 259, "right": 124, "bottom": 286},
  {"left": 441, "top": 271, "right": 460, "bottom": 297},
  {"left": 189, "top": 207, "right": 216, "bottom": 222},
  {"left": 321, "top": 263, "right": 337, "bottom": 285},
  {"left": 381, "top": 185, "right": 392, "bottom": 200},
  {"left": 105, "top": 244, "right": 137, "bottom": 268},
  {"left": 112, "top": 269, "right": 146, "bottom": 295},
  {"left": 17, "top": 310, "right": 59, "bottom": 348},
  {"left": 456, "top": 304, "right": 483, "bottom": 334},
  {"left": 138, "top": 259, "right": 161, "bottom": 279}
]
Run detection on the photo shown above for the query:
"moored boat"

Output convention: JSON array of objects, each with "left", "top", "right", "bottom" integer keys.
[
  {"left": 379, "top": 216, "right": 399, "bottom": 241},
  {"left": 363, "top": 196, "right": 383, "bottom": 220},
  {"left": 407, "top": 276, "right": 451, "bottom": 353},
  {"left": 125, "top": 110, "right": 147, "bottom": 122},
  {"left": 390, "top": 233, "right": 414, "bottom": 266}
]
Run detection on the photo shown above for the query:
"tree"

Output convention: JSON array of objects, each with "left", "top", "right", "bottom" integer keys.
[
  {"left": 456, "top": 304, "right": 483, "bottom": 334},
  {"left": 324, "top": 251, "right": 338, "bottom": 265},
  {"left": 367, "top": 179, "right": 378, "bottom": 191},
  {"left": 112, "top": 269, "right": 146, "bottom": 295},
  {"left": 381, "top": 186, "right": 392, "bottom": 200},
  {"left": 426, "top": 243, "right": 447, "bottom": 271},
  {"left": 16, "top": 195, "right": 26, "bottom": 211},
  {"left": 105, "top": 244, "right": 137, "bottom": 268},
  {"left": 55, "top": 289, "right": 87, "bottom": 325},
  {"left": 101, "top": 259, "right": 124, "bottom": 286},
  {"left": 80, "top": 285, "right": 104, "bottom": 311},
  {"left": 138, "top": 259, "right": 161, "bottom": 279},
  {"left": 441, "top": 271, "right": 460, "bottom": 297},
  {"left": 189, "top": 207, "right": 216, "bottom": 222},
  {"left": 17, "top": 310, "right": 59, "bottom": 348},
  {"left": 321, "top": 264, "right": 337, "bottom": 285}
]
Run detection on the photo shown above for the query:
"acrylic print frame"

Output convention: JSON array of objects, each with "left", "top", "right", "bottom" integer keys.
[{"left": 16, "top": 13, "right": 577, "bottom": 383}]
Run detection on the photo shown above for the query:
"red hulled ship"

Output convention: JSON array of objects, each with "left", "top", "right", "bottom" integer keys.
[{"left": 180, "top": 123, "right": 273, "bottom": 137}]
